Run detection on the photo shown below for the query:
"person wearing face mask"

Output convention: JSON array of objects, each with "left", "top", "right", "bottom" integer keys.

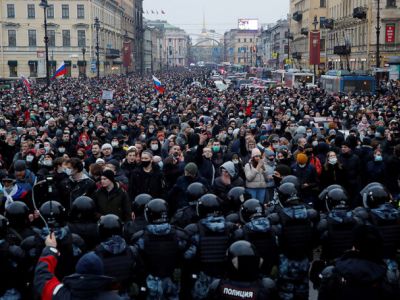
[
  {"left": 109, "top": 137, "right": 126, "bottom": 162},
  {"left": 366, "top": 149, "right": 386, "bottom": 184},
  {"left": 339, "top": 142, "right": 362, "bottom": 203},
  {"left": 129, "top": 150, "right": 164, "bottom": 200},
  {"left": 195, "top": 133, "right": 216, "bottom": 186},
  {"left": 147, "top": 138, "right": 162, "bottom": 157},
  {"left": 371, "top": 126, "right": 388, "bottom": 152},
  {"left": 320, "top": 151, "right": 347, "bottom": 189},
  {"left": 244, "top": 148, "right": 268, "bottom": 204},
  {"left": 59, "top": 158, "right": 96, "bottom": 210},
  {"left": 291, "top": 153, "right": 318, "bottom": 206}
]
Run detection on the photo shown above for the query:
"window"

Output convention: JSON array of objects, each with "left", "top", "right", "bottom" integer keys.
[
  {"left": 77, "top": 30, "right": 86, "bottom": 47},
  {"left": 238, "top": 38, "right": 241, "bottom": 42},
  {"left": 9, "top": 63, "right": 17, "bottom": 77},
  {"left": 28, "top": 30, "right": 36, "bottom": 46},
  {"left": 8, "top": 30, "right": 16, "bottom": 47},
  {"left": 47, "top": 5, "right": 54, "bottom": 19},
  {"left": 77, "top": 5, "right": 85, "bottom": 19},
  {"left": 62, "top": 4, "right": 69, "bottom": 19},
  {"left": 244, "top": 38, "right": 247, "bottom": 42},
  {"left": 250, "top": 38, "right": 253, "bottom": 42},
  {"left": 62, "top": 30, "right": 70, "bottom": 46},
  {"left": 320, "top": 0, "right": 326, "bottom": 7},
  {"left": 387, "top": 0, "right": 396, "bottom": 7},
  {"left": 48, "top": 30, "right": 55, "bottom": 47},
  {"left": 7, "top": 4, "right": 15, "bottom": 18},
  {"left": 27, "top": 4, "right": 35, "bottom": 19},
  {"left": 29, "top": 61, "right": 38, "bottom": 77}
]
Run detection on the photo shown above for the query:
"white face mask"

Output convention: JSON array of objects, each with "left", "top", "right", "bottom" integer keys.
[
  {"left": 58, "top": 147, "right": 65, "bottom": 153},
  {"left": 150, "top": 144, "right": 159, "bottom": 151},
  {"left": 111, "top": 141, "right": 119, "bottom": 147},
  {"left": 44, "top": 146, "right": 50, "bottom": 152},
  {"left": 26, "top": 155, "right": 34, "bottom": 162},
  {"left": 328, "top": 157, "right": 337, "bottom": 165},
  {"left": 298, "top": 163, "right": 306, "bottom": 168},
  {"left": 43, "top": 160, "right": 53, "bottom": 167},
  {"left": 64, "top": 168, "right": 72, "bottom": 176}
]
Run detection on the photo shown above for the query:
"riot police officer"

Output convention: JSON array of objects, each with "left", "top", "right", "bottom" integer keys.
[
  {"left": 123, "top": 193, "right": 152, "bottom": 240},
  {"left": 268, "top": 182, "right": 319, "bottom": 300},
  {"left": 172, "top": 182, "right": 207, "bottom": 228},
  {"left": 362, "top": 184, "right": 400, "bottom": 285},
  {"left": 233, "top": 199, "right": 279, "bottom": 276},
  {"left": 21, "top": 200, "right": 85, "bottom": 280},
  {"left": 5, "top": 201, "right": 36, "bottom": 245},
  {"left": 131, "top": 199, "right": 189, "bottom": 299},
  {"left": 208, "top": 240, "right": 278, "bottom": 300},
  {"left": 0, "top": 215, "right": 25, "bottom": 299},
  {"left": 95, "top": 214, "right": 137, "bottom": 298},
  {"left": 68, "top": 196, "right": 100, "bottom": 250},
  {"left": 184, "top": 193, "right": 237, "bottom": 300},
  {"left": 224, "top": 186, "right": 252, "bottom": 224}
]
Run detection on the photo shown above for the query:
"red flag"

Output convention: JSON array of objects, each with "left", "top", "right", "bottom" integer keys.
[
  {"left": 309, "top": 31, "right": 320, "bottom": 65},
  {"left": 20, "top": 75, "right": 32, "bottom": 95}
]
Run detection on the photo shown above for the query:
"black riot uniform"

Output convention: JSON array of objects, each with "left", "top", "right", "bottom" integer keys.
[
  {"left": 171, "top": 182, "right": 207, "bottom": 228},
  {"left": 208, "top": 240, "right": 278, "bottom": 300},
  {"left": 184, "top": 193, "right": 237, "bottom": 300},
  {"left": 233, "top": 199, "right": 279, "bottom": 276},
  {"left": 361, "top": 185, "right": 400, "bottom": 284},
  {"left": 67, "top": 196, "right": 100, "bottom": 250},
  {"left": 317, "top": 186, "right": 362, "bottom": 261},
  {"left": 131, "top": 199, "right": 189, "bottom": 300},
  {"left": 224, "top": 186, "right": 252, "bottom": 224},
  {"left": 94, "top": 214, "right": 137, "bottom": 297},
  {"left": 0, "top": 215, "right": 26, "bottom": 299},
  {"left": 123, "top": 193, "right": 152, "bottom": 240},
  {"left": 4, "top": 201, "right": 36, "bottom": 245},
  {"left": 20, "top": 200, "right": 85, "bottom": 281},
  {"left": 267, "top": 182, "right": 319, "bottom": 300}
]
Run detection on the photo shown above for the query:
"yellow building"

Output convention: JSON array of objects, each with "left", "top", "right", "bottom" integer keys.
[
  {"left": 224, "top": 29, "right": 260, "bottom": 66},
  {"left": 327, "top": 0, "right": 400, "bottom": 70},
  {"left": 289, "top": 0, "right": 328, "bottom": 70},
  {"left": 0, "top": 0, "right": 134, "bottom": 79}
]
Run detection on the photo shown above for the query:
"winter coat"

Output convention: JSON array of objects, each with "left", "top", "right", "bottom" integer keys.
[
  {"left": 34, "top": 247, "right": 122, "bottom": 300},
  {"left": 93, "top": 186, "right": 131, "bottom": 222},
  {"left": 244, "top": 162, "right": 268, "bottom": 189},
  {"left": 129, "top": 164, "right": 164, "bottom": 199}
]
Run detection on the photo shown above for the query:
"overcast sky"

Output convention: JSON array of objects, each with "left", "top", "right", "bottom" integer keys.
[{"left": 143, "top": 0, "right": 289, "bottom": 36}]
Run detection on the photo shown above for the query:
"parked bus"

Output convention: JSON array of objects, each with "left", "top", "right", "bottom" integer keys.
[
  {"left": 283, "top": 70, "right": 314, "bottom": 88},
  {"left": 320, "top": 70, "right": 376, "bottom": 95}
]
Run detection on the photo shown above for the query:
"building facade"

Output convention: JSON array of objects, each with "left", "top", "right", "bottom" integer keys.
[
  {"left": 0, "top": 0, "right": 142, "bottom": 79},
  {"left": 260, "top": 19, "right": 290, "bottom": 69},
  {"left": 289, "top": 0, "right": 328, "bottom": 70},
  {"left": 327, "top": 0, "right": 400, "bottom": 71},
  {"left": 224, "top": 29, "right": 260, "bottom": 66}
]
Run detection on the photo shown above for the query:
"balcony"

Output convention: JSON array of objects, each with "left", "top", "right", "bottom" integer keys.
[
  {"left": 292, "top": 52, "right": 302, "bottom": 60},
  {"left": 106, "top": 48, "right": 120, "bottom": 59},
  {"left": 301, "top": 28, "right": 309, "bottom": 36},
  {"left": 292, "top": 11, "right": 302, "bottom": 22},
  {"left": 353, "top": 7, "right": 366, "bottom": 19},
  {"left": 333, "top": 45, "right": 351, "bottom": 55}
]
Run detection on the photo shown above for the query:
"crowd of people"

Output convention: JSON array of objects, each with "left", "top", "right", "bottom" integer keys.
[{"left": 0, "top": 68, "right": 400, "bottom": 299}]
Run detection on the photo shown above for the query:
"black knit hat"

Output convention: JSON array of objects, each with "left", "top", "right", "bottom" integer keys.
[{"left": 101, "top": 170, "right": 116, "bottom": 184}]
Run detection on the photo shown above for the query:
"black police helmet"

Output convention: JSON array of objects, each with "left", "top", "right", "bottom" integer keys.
[
  {"left": 196, "top": 194, "right": 221, "bottom": 218},
  {"left": 326, "top": 188, "right": 349, "bottom": 211},
  {"left": 70, "top": 196, "right": 96, "bottom": 221},
  {"left": 0, "top": 215, "right": 9, "bottom": 239},
  {"left": 186, "top": 182, "right": 208, "bottom": 204},
  {"left": 227, "top": 186, "right": 252, "bottom": 209},
  {"left": 5, "top": 201, "right": 29, "bottom": 227},
  {"left": 144, "top": 199, "right": 169, "bottom": 224},
  {"left": 39, "top": 201, "right": 66, "bottom": 227},
  {"left": 98, "top": 214, "right": 123, "bottom": 240},
  {"left": 133, "top": 194, "right": 153, "bottom": 215},
  {"left": 364, "top": 186, "right": 390, "bottom": 208},
  {"left": 227, "top": 240, "right": 260, "bottom": 281},
  {"left": 277, "top": 182, "right": 299, "bottom": 205},
  {"left": 318, "top": 184, "right": 343, "bottom": 201},
  {"left": 281, "top": 175, "right": 300, "bottom": 190},
  {"left": 239, "top": 199, "right": 264, "bottom": 223}
]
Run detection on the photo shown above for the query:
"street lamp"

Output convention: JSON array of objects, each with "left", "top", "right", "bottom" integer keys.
[
  {"left": 376, "top": 0, "right": 381, "bottom": 68},
  {"left": 39, "top": 0, "right": 50, "bottom": 87},
  {"left": 94, "top": 17, "right": 100, "bottom": 78},
  {"left": 81, "top": 47, "right": 86, "bottom": 78}
]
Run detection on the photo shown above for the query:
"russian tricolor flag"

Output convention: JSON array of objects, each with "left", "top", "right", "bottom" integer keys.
[
  {"left": 152, "top": 75, "right": 165, "bottom": 94},
  {"left": 52, "top": 62, "right": 67, "bottom": 79},
  {"left": 20, "top": 75, "right": 32, "bottom": 95}
]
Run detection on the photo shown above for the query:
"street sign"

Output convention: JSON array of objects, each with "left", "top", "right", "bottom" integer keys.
[{"left": 102, "top": 90, "right": 113, "bottom": 100}]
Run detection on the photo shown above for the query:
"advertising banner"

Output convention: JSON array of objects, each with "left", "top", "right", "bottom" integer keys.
[
  {"left": 386, "top": 24, "right": 395, "bottom": 43},
  {"left": 309, "top": 31, "right": 320, "bottom": 65}
]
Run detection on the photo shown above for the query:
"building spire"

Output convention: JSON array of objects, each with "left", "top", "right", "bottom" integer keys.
[{"left": 201, "top": 10, "right": 206, "bottom": 34}]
